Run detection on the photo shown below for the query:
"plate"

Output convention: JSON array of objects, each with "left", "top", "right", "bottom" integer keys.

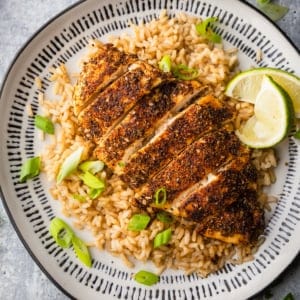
[{"left": 0, "top": 0, "right": 299, "bottom": 299}]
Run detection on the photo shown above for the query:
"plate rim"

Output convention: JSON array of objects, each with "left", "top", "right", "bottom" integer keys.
[{"left": 0, "top": 0, "right": 299, "bottom": 299}]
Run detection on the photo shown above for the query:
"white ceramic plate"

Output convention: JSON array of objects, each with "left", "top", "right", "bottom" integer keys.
[{"left": 0, "top": 1, "right": 299, "bottom": 299}]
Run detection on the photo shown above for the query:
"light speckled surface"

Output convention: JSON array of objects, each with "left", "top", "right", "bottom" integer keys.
[{"left": 0, "top": 1, "right": 299, "bottom": 299}]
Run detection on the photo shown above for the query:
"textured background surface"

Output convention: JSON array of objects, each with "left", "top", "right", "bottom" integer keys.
[{"left": 0, "top": 0, "right": 299, "bottom": 299}]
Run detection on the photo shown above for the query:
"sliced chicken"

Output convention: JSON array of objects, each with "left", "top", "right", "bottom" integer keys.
[
  {"left": 134, "top": 130, "right": 263, "bottom": 244},
  {"left": 120, "top": 95, "right": 235, "bottom": 189},
  {"left": 195, "top": 159, "right": 264, "bottom": 244},
  {"left": 79, "top": 61, "right": 168, "bottom": 142},
  {"left": 74, "top": 43, "right": 265, "bottom": 245},
  {"left": 175, "top": 159, "right": 258, "bottom": 219},
  {"left": 94, "top": 80, "right": 206, "bottom": 171},
  {"left": 134, "top": 129, "right": 248, "bottom": 208},
  {"left": 73, "top": 43, "right": 137, "bottom": 115},
  {"left": 198, "top": 196, "right": 264, "bottom": 244}
]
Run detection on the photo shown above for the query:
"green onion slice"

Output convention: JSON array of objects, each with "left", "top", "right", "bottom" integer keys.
[
  {"left": 79, "top": 171, "right": 106, "bottom": 189},
  {"left": 127, "top": 214, "right": 151, "bottom": 231},
  {"left": 172, "top": 64, "right": 199, "bottom": 81},
  {"left": 156, "top": 211, "right": 173, "bottom": 224},
  {"left": 153, "top": 228, "right": 172, "bottom": 248},
  {"left": 256, "top": 0, "right": 289, "bottom": 21},
  {"left": 57, "top": 147, "right": 84, "bottom": 183},
  {"left": 72, "top": 194, "right": 86, "bottom": 202},
  {"left": 158, "top": 55, "right": 172, "bottom": 72},
  {"left": 256, "top": 0, "right": 271, "bottom": 5},
  {"left": 72, "top": 235, "right": 92, "bottom": 268},
  {"left": 89, "top": 188, "right": 104, "bottom": 199},
  {"left": 196, "top": 17, "right": 218, "bottom": 35},
  {"left": 117, "top": 161, "right": 126, "bottom": 168},
  {"left": 294, "top": 130, "right": 300, "bottom": 139},
  {"left": 20, "top": 156, "right": 41, "bottom": 182},
  {"left": 283, "top": 293, "right": 295, "bottom": 300},
  {"left": 195, "top": 17, "right": 222, "bottom": 43},
  {"left": 208, "top": 31, "right": 222, "bottom": 43},
  {"left": 34, "top": 115, "right": 55, "bottom": 134},
  {"left": 49, "top": 217, "right": 74, "bottom": 248},
  {"left": 79, "top": 160, "right": 104, "bottom": 174},
  {"left": 49, "top": 217, "right": 93, "bottom": 268},
  {"left": 154, "top": 187, "right": 167, "bottom": 206},
  {"left": 134, "top": 270, "right": 159, "bottom": 286}
]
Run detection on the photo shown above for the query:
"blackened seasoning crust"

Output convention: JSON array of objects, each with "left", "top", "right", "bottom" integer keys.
[
  {"left": 75, "top": 44, "right": 264, "bottom": 245},
  {"left": 121, "top": 95, "right": 234, "bottom": 189},
  {"left": 79, "top": 61, "right": 168, "bottom": 141},
  {"left": 73, "top": 43, "right": 137, "bottom": 115},
  {"left": 94, "top": 80, "right": 204, "bottom": 171}
]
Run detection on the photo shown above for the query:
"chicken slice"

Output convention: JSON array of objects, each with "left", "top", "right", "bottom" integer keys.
[
  {"left": 134, "top": 129, "right": 249, "bottom": 208},
  {"left": 194, "top": 160, "right": 264, "bottom": 244},
  {"left": 73, "top": 43, "right": 137, "bottom": 115},
  {"left": 197, "top": 196, "right": 264, "bottom": 244},
  {"left": 134, "top": 130, "right": 264, "bottom": 244},
  {"left": 94, "top": 80, "right": 206, "bottom": 171},
  {"left": 174, "top": 159, "right": 258, "bottom": 220},
  {"left": 120, "top": 95, "right": 234, "bottom": 189},
  {"left": 79, "top": 61, "right": 168, "bottom": 142},
  {"left": 155, "top": 151, "right": 254, "bottom": 213}
]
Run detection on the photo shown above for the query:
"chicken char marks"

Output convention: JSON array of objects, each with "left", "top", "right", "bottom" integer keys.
[
  {"left": 134, "top": 129, "right": 249, "bottom": 207},
  {"left": 75, "top": 43, "right": 265, "bottom": 245},
  {"left": 120, "top": 94, "right": 235, "bottom": 189},
  {"left": 73, "top": 43, "right": 138, "bottom": 115},
  {"left": 79, "top": 61, "right": 168, "bottom": 142},
  {"left": 174, "top": 156, "right": 264, "bottom": 244},
  {"left": 94, "top": 80, "right": 206, "bottom": 172}
]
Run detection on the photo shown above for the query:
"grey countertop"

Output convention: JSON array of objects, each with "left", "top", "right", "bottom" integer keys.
[{"left": 0, "top": 0, "right": 299, "bottom": 299}]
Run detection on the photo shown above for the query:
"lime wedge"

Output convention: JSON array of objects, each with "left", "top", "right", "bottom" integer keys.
[
  {"left": 225, "top": 67, "right": 300, "bottom": 116},
  {"left": 236, "top": 75, "right": 294, "bottom": 148}
]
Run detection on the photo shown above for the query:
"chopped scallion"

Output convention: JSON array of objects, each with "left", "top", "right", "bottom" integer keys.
[
  {"left": 156, "top": 211, "right": 173, "bottom": 224},
  {"left": 195, "top": 17, "right": 222, "bottom": 43},
  {"left": 208, "top": 31, "right": 222, "bottom": 43},
  {"left": 57, "top": 147, "right": 84, "bottom": 183},
  {"left": 49, "top": 217, "right": 74, "bottom": 248},
  {"left": 79, "top": 160, "right": 104, "bottom": 174},
  {"left": 20, "top": 156, "right": 41, "bottom": 182},
  {"left": 158, "top": 55, "right": 172, "bottom": 72},
  {"left": 34, "top": 115, "right": 55, "bottom": 134},
  {"left": 196, "top": 17, "right": 218, "bottom": 35},
  {"left": 72, "top": 194, "right": 86, "bottom": 202},
  {"left": 118, "top": 161, "right": 126, "bottom": 168},
  {"left": 89, "top": 188, "right": 103, "bottom": 199},
  {"left": 293, "top": 130, "right": 300, "bottom": 139},
  {"left": 256, "top": 0, "right": 289, "bottom": 21},
  {"left": 154, "top": 187, "right": 167, "bottom": 206},
  {"left": 134, "top": 270, "right": 159, "bottom": 286},
  {"left": 172, "top": 64, "right": 199, "bottom": 81},
  {"left": 79, "top": 171, "right": 106, "bottom": 189},
  {"left": 153, "top": 228, "right": 172, "bottom": 248},
  {"left": 72, "top": 235, "right": 92, "bottom": 268},
  {"left": 283, "top": 293, "right": 294, "bottom": 300},
  {"left": 127, "top": 214, "right": 151, "bottom": 231},
  {"left": 256, "top": 0, "right": 271, "bottom": 5},
  {"left": 49, "top": 217, "right": 93, "bottom": 268}
]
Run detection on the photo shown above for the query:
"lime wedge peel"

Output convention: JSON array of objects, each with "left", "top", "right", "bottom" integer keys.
[
  {"left": 236, "top": 75, "right": 295, "bottom": 149},
  {"left": 225, "top": 67, "right": 300, "bottom": 117}
]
